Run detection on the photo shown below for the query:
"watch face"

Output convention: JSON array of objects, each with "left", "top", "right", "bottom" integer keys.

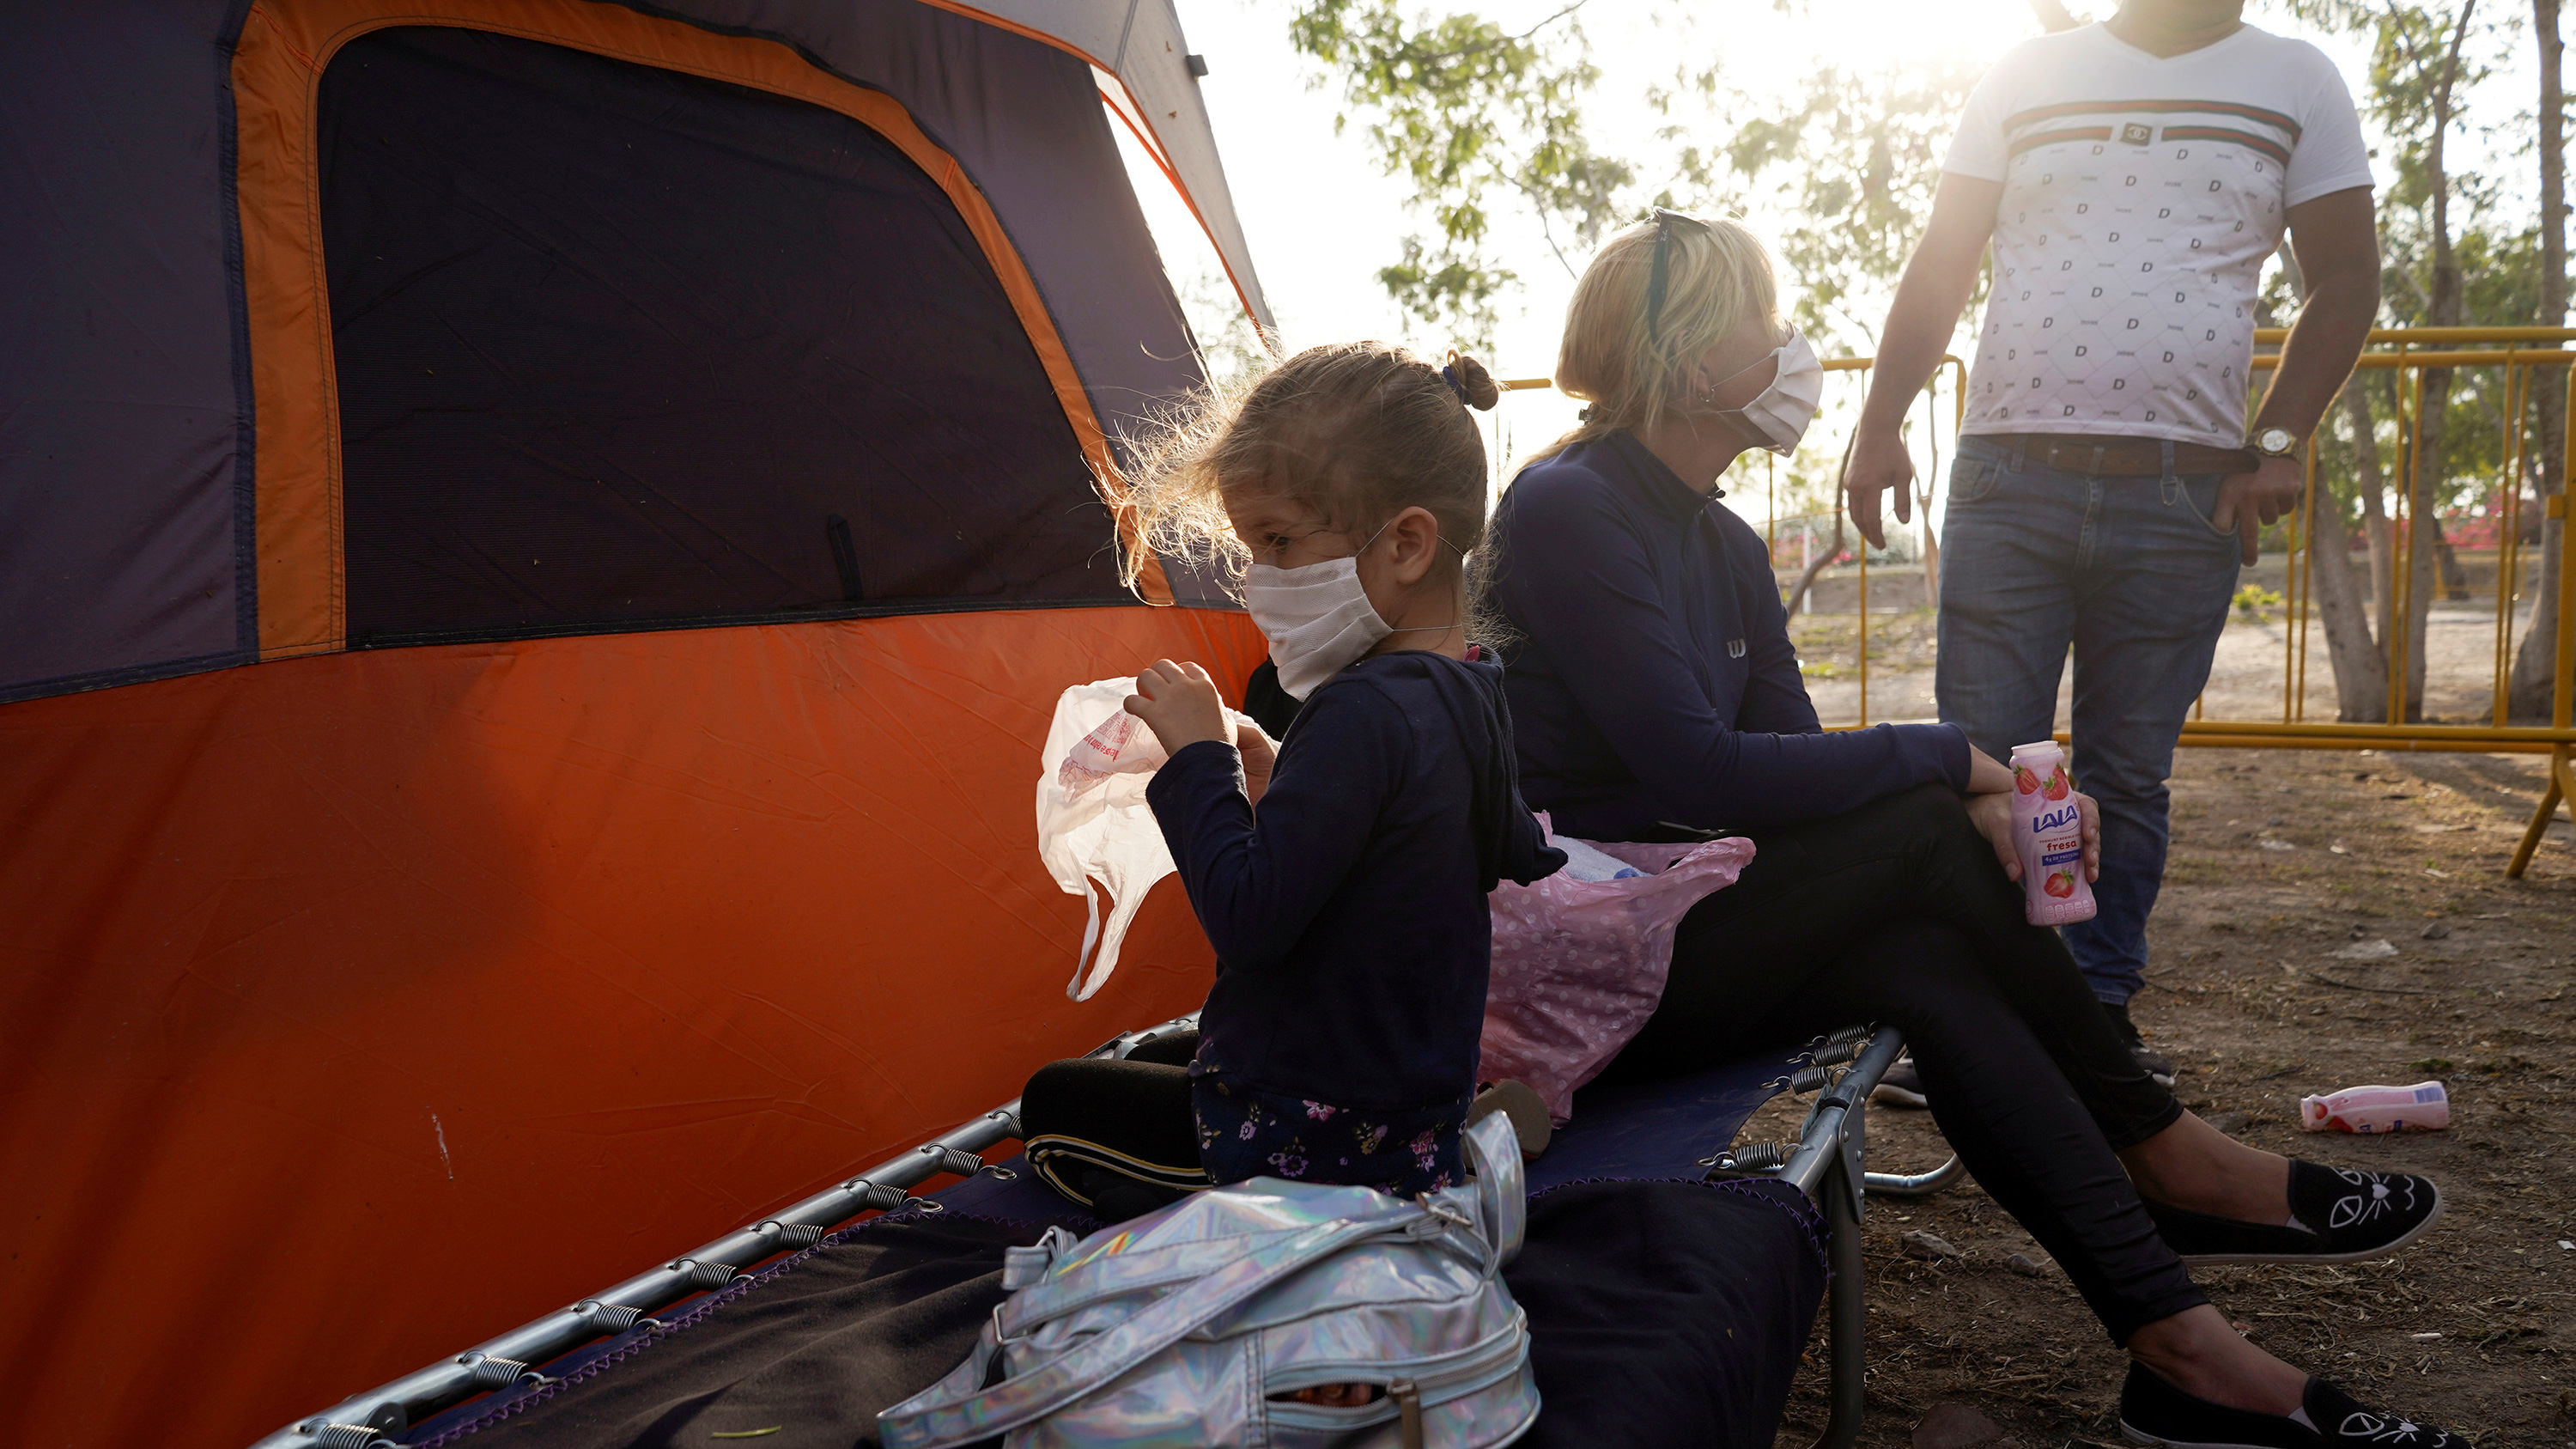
[{"left": 2257, "top": 428, "right": 2296, "bottom": 455}]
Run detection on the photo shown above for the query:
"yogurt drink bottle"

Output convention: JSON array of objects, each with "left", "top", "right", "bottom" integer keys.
[{"left": 2008, "top": 740, "right": 2096, "bottom": 926}]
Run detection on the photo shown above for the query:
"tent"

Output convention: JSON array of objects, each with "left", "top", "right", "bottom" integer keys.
[{"left": 0, "top": 3, "right": 1271, "bottom": 1445}]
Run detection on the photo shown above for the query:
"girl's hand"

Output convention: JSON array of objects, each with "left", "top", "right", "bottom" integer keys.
[
  {"left": 1965, "top": 788, "right": 2101, "bottom": 883},
  {"left": 1125, "top": 660, "right": 1229, "bottom": 754},
  {"left": 1236, "top": 721, "right": 1278, "bottom": 807}
]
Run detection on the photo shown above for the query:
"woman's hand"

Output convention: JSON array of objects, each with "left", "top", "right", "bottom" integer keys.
[
  {"left": 1125, "top": 659, "right": 1230, "bottom": 755},
  {"left": 1964, "top": 745, "right": 2016, "bottom": 794},
  {"left": 1236, "top": 721, "right": 1278, "bottom": 807},
  {"left": 1965, "top": 788, "right": 2101, "bottom": 883}
]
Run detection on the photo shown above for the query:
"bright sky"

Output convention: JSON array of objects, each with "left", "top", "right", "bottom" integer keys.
[{"left": 1115, "top": 0, "right": 2524, "bottom": 527}]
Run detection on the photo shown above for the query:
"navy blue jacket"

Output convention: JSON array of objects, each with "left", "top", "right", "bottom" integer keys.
[
  {"left": 1146, "top": 652, "right": 1564, "bottom": 1111},
  {"left": 1487, "top": 432, "right": 1968, "bottom": 838}
]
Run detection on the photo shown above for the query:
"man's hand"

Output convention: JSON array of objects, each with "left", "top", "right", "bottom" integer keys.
[
  {"left": 1125, "top": 659, "right": 1229, "bottom": 754},
  {"left": 1844, "top": 423, "right": 1917, "bottom": 551},
  {"left": 1964, "top": 788, "right": 2100, "bottom": 883},
  {"left": 2209, "top": 454, "right": 2303, "bottom": 566}
]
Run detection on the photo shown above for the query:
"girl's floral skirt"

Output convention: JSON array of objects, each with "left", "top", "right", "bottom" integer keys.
[{"left": 1188, "top": 1056, "right": 1469, "bottom": 1198}]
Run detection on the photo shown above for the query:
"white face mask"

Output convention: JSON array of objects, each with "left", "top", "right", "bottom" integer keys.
[
  {"left": 1243, "top": 552, "right": 1393, "bottom": 700},
  {"left": 1711, "top": 328, "right": 1825, "bottom": 456}
]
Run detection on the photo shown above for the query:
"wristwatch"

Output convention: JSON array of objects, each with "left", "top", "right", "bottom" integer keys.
[{"left": 2250, "top": 426, "right": 2300, "bottom": 460}]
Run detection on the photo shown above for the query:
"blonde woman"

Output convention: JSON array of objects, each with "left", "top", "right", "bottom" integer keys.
[{"left": 1482, "top": 211, "right": 2454, "bottom": 1449}]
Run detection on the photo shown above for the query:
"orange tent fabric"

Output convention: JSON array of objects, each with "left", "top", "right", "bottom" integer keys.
[{"left": 0, "top": 605, "right": 1263, "bottom": 1447}]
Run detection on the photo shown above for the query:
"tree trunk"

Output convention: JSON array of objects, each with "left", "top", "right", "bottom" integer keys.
[
  {"left": 2279, "top": 240, "right": 2391, "bottom": 721},
  {"left": 2512, "top": 0, "right": 2569, "bottom": 721},
  {"left": 2432, "top": 514, "right": 2470, "bottom": 600},
  {"left": 1785, "top": 509, "right": 1847, "bottom": 618},
  {"left": 1919, "top": 482, "right": 1941, "bottom": 610},
  {"left": 2404, "top": 0, "right": 2476, "bottom": 720},
  {"left": 2352, "top": 382, "right": 2397, "bottom": 652},
  {"left": 2318, "top": 387, "right": 2394, "bottom": 720}
]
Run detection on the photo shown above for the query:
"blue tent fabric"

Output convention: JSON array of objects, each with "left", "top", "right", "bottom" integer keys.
[
  {"left": 0, "top": 0, "right": 1232, "bottom": 705},
  {"left": 0, "top": 0, "right": 253, "bottom": 698}
]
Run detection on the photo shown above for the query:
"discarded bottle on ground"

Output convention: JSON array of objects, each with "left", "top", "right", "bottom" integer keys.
[{"left": 2299, "top": 1081, "right": 2449, "bottom": 1133}]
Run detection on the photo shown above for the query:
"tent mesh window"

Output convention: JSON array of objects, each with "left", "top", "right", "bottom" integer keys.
[{"left": 319, "top": 27, "right": 1127, "bottom": 648}]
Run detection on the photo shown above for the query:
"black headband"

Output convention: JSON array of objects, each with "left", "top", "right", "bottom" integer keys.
[{"left": 1644, "top": 208, "right": 1705, "bottom": 347}]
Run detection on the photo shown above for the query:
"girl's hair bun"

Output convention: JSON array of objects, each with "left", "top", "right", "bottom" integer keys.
[{"left": 1445, "top": 350, "right": 1502, "bottom": 411}]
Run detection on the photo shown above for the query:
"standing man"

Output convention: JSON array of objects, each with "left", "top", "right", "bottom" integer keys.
[{"left": 1846, "top": 0, "right": 2380, "bottom": 1074}]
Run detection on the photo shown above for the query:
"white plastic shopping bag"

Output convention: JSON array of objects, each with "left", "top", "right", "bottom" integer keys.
[
  {"left": 1035, "top": 679, "right": 1261, "bottom": 1001},
  {"left": 1480, "top": 815, "right": 1755, "bottom": 1123}
]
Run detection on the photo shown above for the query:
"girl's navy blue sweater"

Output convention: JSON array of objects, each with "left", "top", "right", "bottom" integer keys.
[
  {"left": 1487, "top": 432, "right": 1969, "bottom": 839},
  {"left": 1145, "top": 651, "right": 1564, "bottom": 1111}
]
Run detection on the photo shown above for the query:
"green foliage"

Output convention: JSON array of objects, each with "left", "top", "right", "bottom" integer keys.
[
  {"left": 1662, "top": 58, "right": 1993, "bottom": 351},
  {"left": 2273, "top": 0, "right": 2544, "bottom": 531},
  {"left": 1286, "top": 0, "right": 1630, "bottom": 344},
  {"left": 2235, "top": 583, "right": 2287, "bottom": 618}
]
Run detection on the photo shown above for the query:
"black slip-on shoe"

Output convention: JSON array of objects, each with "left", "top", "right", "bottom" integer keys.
[
  {"left": 1870, "top": 1055, "right": 1929, "bottom": 1109},
  {"left": 2104, "top": 1000, "right": 2179, "bottom": 1087},
  {"left": 2120, "top": 1362, "right": 2462, "bottom": 1449},
  {"left": 2144, "top": 1160, "right": 2444, "bottom": 1267}
]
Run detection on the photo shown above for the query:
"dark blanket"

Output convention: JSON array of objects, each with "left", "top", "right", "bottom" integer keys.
[
  {"left": 406, "top": 1179, "right": 1824, "bottom": 1449},
  {"left": 1514, "top": 1178, "right": 1826, "bottom": 1449}
]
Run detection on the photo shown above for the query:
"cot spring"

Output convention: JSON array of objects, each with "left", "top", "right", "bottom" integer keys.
[
  {"left": 457, "top": 1353, "right": 550, "bottom": 1389},
  {"left": 757, "top": 1221, "right": 829, "bottom": 1250},
  {"left": 575, "top": 1300, "right": 650, "bottom": 1335},
  {"left": 667, "top": 1258, "right": 739, "bottom": 1289}
]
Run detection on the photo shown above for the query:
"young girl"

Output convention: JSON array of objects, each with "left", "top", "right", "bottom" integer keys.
[{"left": 1019, "top": 342, "right": 1563, "bottom": 1208}]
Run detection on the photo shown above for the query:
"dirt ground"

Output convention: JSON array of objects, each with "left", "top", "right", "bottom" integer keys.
[{"left": 1747, "top": 746, "right": 2576, "bottom": 1447}]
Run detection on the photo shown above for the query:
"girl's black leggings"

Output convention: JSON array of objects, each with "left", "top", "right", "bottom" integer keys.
[{"left": 1606, "top": 782, "right": 2204, "bottom": 1344}]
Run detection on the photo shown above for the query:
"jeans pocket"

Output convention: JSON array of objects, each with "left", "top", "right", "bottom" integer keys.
[
  {"left": 2170, "top": 474, "right": 2239, "bottom": 541},
  {"left": 1948, "top": 452, "right": 2003, "bottom": 505}
]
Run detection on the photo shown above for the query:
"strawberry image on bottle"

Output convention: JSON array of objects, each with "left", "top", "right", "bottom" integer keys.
[{"left": 2006, "top": 740, "right": 2096, "bottom": 927}]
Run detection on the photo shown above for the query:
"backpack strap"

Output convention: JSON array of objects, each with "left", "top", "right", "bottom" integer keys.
[
  {"left": 1461, "top": 1111, "right": 1525, "bottom": 1270},
  {"left": 877, "top": 1214, "right": 1403, "bottom": 1449}
]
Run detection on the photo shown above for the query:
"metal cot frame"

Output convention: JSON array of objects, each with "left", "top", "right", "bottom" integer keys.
[{"left": 262, "top": 1019, "right": 1953, "bottom": 1449}]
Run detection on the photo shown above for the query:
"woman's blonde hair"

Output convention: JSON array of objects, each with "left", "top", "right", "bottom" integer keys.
[
  {"left": 1527, "top": 211, "right": 1780, "bottom": 464},
  {"left": 1118, "top": 342, "right": 1501, "bottom": 594}
]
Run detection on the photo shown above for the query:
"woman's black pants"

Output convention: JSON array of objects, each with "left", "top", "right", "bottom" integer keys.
[{"left": 1607, "top": 782, "right": 2205, "bottom": 1345}]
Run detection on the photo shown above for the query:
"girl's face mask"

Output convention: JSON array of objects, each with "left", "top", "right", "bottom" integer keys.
[
  {"left": 1706, "top": 328, "right": 1824, "bottom": 456},
  {"left": 1238, "top": 514, "right": 1461, "bottom": 700},
  {"left": 1242, "top": 551, "right": 1392, "bottom": 700}
]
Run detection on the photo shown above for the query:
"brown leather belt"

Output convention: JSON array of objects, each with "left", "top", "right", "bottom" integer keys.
[{"left": 1988, "top": 433, "right": 2259, "bottom": 478}]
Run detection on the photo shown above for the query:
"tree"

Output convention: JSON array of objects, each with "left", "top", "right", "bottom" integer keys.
[
  {"left": 1285, "top": 0, "right": 1629, "bottom": 345},
  {"left": 2510, "top": 0, "right": 2570, "bottom": 720}
]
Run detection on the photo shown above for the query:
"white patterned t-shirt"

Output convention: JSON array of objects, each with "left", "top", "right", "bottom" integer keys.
[{"left": 1943, "top": 23, "right": 2373, "bottom": 448}]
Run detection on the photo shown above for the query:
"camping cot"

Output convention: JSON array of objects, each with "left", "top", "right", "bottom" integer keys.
[{"left": 264, "top": 1017, "right": 1948, "bottom": 1448}]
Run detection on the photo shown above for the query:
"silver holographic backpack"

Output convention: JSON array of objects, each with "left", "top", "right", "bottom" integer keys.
[{"left": 877, "top": 1111, "right": 1538, "bottom": 1448}]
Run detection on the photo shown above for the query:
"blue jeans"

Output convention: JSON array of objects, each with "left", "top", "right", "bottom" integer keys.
[{"left": 1935, "top": 434, "right": 2242, "bottom": 1006}]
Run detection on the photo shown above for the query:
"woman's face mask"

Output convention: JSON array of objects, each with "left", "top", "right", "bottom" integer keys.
[{"left": 1706, "top": 328, "right": 1824, "bottom": 456}]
